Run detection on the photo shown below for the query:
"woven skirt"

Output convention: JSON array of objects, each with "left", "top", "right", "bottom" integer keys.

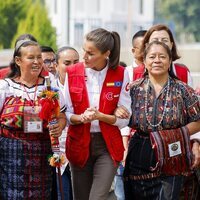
[{"left": 0, "top": 135, "right": 53, "bottom": 200}]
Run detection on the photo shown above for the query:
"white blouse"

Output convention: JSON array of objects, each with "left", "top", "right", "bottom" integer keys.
[
  {"left": 0, "top": 78, "right": 66, "bottom": 112},
  {"left": 64, "top": 65, "right": 132, "bottom": 133}
]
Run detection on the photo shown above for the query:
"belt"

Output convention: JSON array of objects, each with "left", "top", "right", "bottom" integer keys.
[
  {"left": 125, "top": 172, "right": 160, "bottom": 181},
  {"left": 0, "top": 128, "right": 50, "bottom": 141}
]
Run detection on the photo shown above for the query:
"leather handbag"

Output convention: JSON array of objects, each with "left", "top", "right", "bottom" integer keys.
[{"left": 150, "top": 126, "right": 193, "bottom": 176}]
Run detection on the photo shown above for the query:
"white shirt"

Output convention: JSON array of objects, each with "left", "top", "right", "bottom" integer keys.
[
  {"left": 53, "top": 77, "right": 69, "bottom": 175},
  {"left": 64, "top": 65, "right": 131, "bottom": 133},
  {"left": 126, "top": 60, "right": 139, "bottom": 80}
]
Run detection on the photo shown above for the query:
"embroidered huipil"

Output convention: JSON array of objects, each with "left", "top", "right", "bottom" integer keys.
[
  {"left": 129, "top": 77, "right": 200, "bottom": 132},
  {"left": 0, "top": 78, "right": 66, "bottom": 200}
]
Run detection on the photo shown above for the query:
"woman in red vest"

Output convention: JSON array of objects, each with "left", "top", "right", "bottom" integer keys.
[{"left": 63, "top": 28, "right": 131, "bottom": 200}]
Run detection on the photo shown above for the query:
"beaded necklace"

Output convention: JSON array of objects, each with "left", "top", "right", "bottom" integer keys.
[{"left": 145, "top": 78, "right": 170, "bottom": 127}]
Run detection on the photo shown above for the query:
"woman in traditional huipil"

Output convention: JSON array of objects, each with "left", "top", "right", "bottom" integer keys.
[
  {"left": 123, "top": 41, "right": 200, "bottom": 199},
  {"left": 0, "top": 40, "right": 66, "bottom": 199}
]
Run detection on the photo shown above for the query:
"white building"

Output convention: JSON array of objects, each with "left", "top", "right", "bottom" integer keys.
[{"left": 45, "top": 0, "right": 154, "bottom": 48}]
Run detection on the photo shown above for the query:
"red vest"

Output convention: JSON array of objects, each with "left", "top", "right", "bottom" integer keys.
[
  {"left": 133, "top": 63, "right": 189, "bottom": 83},
  {"left": 174, "top": 63, "right": 189, "bottom": 84},
  {"left": 0, "top": 67, "right": 10, "bottom": 79},
  {"left": 66, "top": 63, "right": 125, "bottom": 167}
]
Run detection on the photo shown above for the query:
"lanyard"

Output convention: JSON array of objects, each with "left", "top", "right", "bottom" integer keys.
[{"left": 21, "top": 79, "right": 39, "bottom": 107}]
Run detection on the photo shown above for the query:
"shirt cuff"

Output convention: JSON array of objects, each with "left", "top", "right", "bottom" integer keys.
[
  {"left": 120, "top": 126, "right": 131, "bottom": 136},
  {"left": 190, "top": 132, "right": 200, "bottom": 141},
  {"left": 113, "top": 117, "right": 129, "bottom": 129}
]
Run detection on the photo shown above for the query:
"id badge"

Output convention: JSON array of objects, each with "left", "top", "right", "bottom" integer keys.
[
  {"left": 24, "top": 106, "right": 43, "bottom": 133},
  {"left": 168, "top": 141, "right": 182, "bottom": 157}
]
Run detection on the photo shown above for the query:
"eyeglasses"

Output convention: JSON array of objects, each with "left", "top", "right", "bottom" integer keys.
[{"left": 43, "top": 59, "right": 56, "bottom": 66}]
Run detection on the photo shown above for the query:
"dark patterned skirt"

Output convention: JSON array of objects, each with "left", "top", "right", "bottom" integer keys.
[
  {"left": 124, "top": 131, "right": 185, "bottom": 200},
  {"left": 0, "top": 135, "right": 53, "bottom": 200}
]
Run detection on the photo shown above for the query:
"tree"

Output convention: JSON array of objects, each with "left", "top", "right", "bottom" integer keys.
[
  {"left": 155, "top": 0, "right": 200, "bottom": 42},
  {"left": 12, "top": 0, "right": 57, "bottom": 50},
  {"left": 0, "top": 0, "right": 31, "bottom": 48}
]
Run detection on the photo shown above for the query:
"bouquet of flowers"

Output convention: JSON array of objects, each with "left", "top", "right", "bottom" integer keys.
[
  {"left": 39, "top": 88, "right": 60, "bottom": 121},
  {"left": 39, "top": 77, "right": 65, "bottom": 167}
]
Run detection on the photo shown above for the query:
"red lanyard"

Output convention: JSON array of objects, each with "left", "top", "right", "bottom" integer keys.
[{"left": 21, "top": 79, "right": 39, "bottom": 107}]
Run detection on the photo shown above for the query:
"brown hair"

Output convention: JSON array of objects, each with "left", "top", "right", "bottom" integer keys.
[
  {"left": 85, "top": 28, "right": 120, "bottom": 69},
  {"left": 138, "top": 24, "right": 180, "bottom": 62}
]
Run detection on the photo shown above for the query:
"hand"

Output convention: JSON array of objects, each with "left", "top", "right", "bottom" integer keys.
[
  {"left": 114, "top": 105, "right": 130, "bottom": 119},
  {"left": 80, "top": 108, "right": 97, "bottom": 123},
  {"left": 191, "top": 141, "right": 200, "bottom": 169},
  {"left": 48, "top": 122, "right": 62, "bottom": 138},
  {"left": 121, "top": 149, "right": 128, "bottom": 167}
]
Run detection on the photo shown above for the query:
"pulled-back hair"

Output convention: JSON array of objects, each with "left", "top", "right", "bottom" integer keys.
[
  {"left": 55, "top": 46, "right": 79, "bottom": 63},
  {"left": 8, "top": 40, "right": 39, "bottom": 78},
  {"left": 14, "top": 33, "right": 37, "bottom": 47},
  {"left": 85, "top": 28, "right": 120, "bottom": 69},
  {"left": 143, "top": 41, "right": 178, "bottom": 79}
]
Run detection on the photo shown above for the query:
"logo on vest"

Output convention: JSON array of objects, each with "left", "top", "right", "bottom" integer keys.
[
  {"left": 125, "top": 83, "right": 130, "bottom": 91},
  {"left": 105, "top": 92, "right": 113, "bottom": 101},
  {"left": 105, "top": 92, "right": 119, "bottom": 101},
  {"left": 106, "top": 81, "right": 122, "bottom": 87}
]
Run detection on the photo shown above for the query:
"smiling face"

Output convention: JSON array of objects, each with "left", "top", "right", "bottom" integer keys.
[
  {"left": 149, "top": 30, "right": 173, "bottom": 50},
  {"left": 82, "top": 40, "right": 110, "bottom": 71},
  {"left": 144, "top": 43, "right": 171, "bottom": 78},
  {"left": 15, "top": 44, "right": 43, "bottom": 78}
]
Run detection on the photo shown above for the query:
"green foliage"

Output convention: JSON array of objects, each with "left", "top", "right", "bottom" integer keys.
[
  {"left": 12, "top": 0, "right": 57, "bottom": 50},
  {"left": 0, "top": 0, "right": 30, "bottom": 48},
  {"left": 0, "top": 0, "right": 57, "bottom": 50},
  {"left": 155, "top": 0, "right": 200, "bottom": 42}
]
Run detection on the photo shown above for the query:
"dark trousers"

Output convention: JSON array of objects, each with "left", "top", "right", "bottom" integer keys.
[
  {"left": 51, "top": 168, "right": 58, "bottom": 200},
  {"left": 57, "top": 164, "right": 73, "bottom": 200},
  {"left": 70, "top": 132, "right": 118, "bottom": 200}
]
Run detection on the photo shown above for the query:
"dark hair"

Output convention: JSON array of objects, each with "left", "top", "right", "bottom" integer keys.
[
  {"left": 85, "top": 28, "right": 120, "bottom": 69},
  {"left": 8, "top": 40, "right": 39, "bottom": 78},
  {"left": 119, "top": 61, "right": 127, "bottom": 68},
  {"left": 143, "top": 41, "right": 178, "bottom": 79},
  {"left": 144, "top": 41, "right": 172, "bottom": 61},
  {"left": 139, "top": 24, "right": 180, "bottom": 62},
  {"left": 40, "top": 46, "right": 55, "bottom": 53},
  {"left": 132, "top": 30, "right": 147, "bottom": 46},
  {"left": 14, "top": 33, "right": 37, "bottom": 47},
  {"left": 55, "top": 46, "right": 79, "bottom": 63}
]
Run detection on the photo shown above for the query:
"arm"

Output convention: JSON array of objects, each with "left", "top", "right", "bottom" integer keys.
[
  {"left": 186, "top": 120, "right": 200, "bottom": 135},
  {"left": 122, "top": 135, "right": 129, "bottom": 166},
  {"left": 113, "top": 68, "right": 132, "bottom": 128},
  {"left": 0, "top": 80, "right": 8, "bottom": 111}
]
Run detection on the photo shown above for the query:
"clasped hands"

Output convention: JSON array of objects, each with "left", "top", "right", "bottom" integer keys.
[{"left": 80, "top": 107, "right": 100, "bottom": 123}]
